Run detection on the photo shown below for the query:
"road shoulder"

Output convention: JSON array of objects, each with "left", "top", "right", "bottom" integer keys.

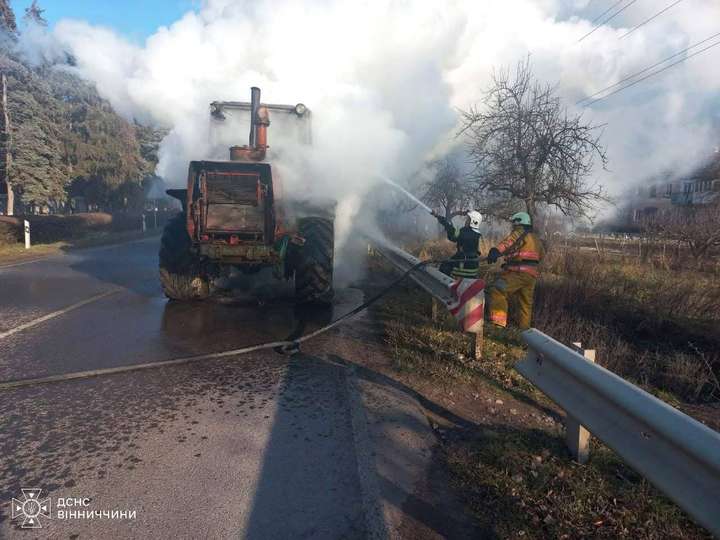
[{"left": 0, "top": 230, "right": 162, "bottom": 267}]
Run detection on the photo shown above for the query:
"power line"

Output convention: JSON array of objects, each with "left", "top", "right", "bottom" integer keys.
[
  {"left": 578, "top": 0, "right": 640, "bottom": 42},
  {"left": 590, "top": 0, "right": 626, "bottom": 25},
  {"left": 577, "top": 31, "right": 720, "bottom": 104},
  {"left": 582, "top": 39, "right": 720, "bottom": 106},
  {"left": 620, "top": 0, "right": 686, "bottom": 39}
]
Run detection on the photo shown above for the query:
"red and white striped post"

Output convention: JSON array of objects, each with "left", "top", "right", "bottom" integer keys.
[{"left": 448, "top": 278, "right": 485, "bottom": 360}]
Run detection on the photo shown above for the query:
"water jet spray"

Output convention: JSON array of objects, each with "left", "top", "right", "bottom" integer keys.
[{"left": 378, "top": 175, "right": 433, "bottom": 214}]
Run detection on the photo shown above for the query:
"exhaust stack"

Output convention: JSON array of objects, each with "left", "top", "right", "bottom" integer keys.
[
  {"left": 249, "top": 86, "right": 261, "bottom": 147},
  {"left": 230, "top": 87, "right": 269, "bottom": 162}
]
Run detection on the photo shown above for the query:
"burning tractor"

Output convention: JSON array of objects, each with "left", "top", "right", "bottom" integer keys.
[{"left": 160, "top": 87, "right": 334, "bottom": 304}]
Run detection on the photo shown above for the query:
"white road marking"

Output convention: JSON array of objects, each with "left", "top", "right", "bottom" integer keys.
[
  {"left": 0, "top": 289, "right": 121, "bottom": 340},
  {"left": 0, "top": 256, "right": 57, "bottom": 270}
]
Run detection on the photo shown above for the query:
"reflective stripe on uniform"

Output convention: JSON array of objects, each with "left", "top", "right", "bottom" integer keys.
[
  {"left": 489, "top": 310, "right": 507, "bottom": 327},
  {"left": 497, "top": 229, "right": 523, "bottom": 253},
  {"left": 452, "top": 268, "right": 479, "bottom": 278},
  {"left": 505, "top": 265, "right": 539, "bottom": 278},
  {"left": 514, "top": 250, "right": 540, "bottom": 260}
]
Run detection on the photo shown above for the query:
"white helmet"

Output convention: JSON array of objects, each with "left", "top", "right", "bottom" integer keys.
[{"left": 466, "top": 210, "right": 483, "bottom": 233}]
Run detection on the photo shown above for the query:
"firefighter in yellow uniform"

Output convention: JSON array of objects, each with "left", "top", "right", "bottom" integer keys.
[{"left": 486, "top": 212, "right": 544, "bottom": 330}]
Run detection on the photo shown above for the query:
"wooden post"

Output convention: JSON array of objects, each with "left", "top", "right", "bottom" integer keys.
[
  {"left": 566, "top": 342, "right": 596, "bottom": 464},
  {"left": 468, "top": 325, "right": 483, "bottom": 360},
  {"left": 431, "top": 297, "right": 440, "bottom": 322}
]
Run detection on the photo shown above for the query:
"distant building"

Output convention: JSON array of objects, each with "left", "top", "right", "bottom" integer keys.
[{"left": 621, "top": 155, "right": 720, "bottom": 226}]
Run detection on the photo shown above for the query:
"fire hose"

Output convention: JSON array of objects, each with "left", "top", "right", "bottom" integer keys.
[{"left": 0, "top": 257, "right": 473, "bottom": 391}]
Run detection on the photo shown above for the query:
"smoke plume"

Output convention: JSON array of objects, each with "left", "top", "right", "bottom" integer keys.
[{"left": 17, "top": 0, "right": 720, "bottom": 237}]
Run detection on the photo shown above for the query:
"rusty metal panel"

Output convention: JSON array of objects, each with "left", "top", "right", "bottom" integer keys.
[
  {"left": 203, "top": 171, "right": 265, "bottom": 235},
  {"left": 205, "top": 172, "right": 259, "bottom": 205},
  {"left": 205, "top": 204, "right": 264, "bottom": 235}
]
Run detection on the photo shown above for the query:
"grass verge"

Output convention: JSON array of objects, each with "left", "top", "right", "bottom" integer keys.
[
  {"left": 0, "top": 229, "right": 161, "bottom": 265},
  {"left": 369, "top": 257, "right": 713, "bottom": 539}
]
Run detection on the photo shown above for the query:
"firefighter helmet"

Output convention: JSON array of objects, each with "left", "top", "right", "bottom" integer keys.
[
  {"left": 467, "top": 210, "right": 483, "bottom": 233},
  {"left": 510, "top": 212, "right": 532, "bottom": 226}
]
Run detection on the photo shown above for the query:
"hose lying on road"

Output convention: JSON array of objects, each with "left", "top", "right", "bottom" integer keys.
[{"left": 0, "top": 258, "right": 446, "bottom": 391}]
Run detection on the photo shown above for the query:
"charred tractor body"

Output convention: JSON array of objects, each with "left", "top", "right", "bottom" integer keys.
[{"left": 160, "top": 87, "right": 334, "bottom": 304}]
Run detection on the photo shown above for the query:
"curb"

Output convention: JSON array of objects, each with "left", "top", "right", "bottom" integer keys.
[{"left": 345, "top": 364, "right": 437, "bottom": 539}]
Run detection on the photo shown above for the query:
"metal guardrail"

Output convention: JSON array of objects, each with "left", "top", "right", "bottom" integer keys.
[
  {"left": 371, "top": 237, "right": 486, "bottom": 359},
  {"left": 371, "top": 237, "right": 455, "bottom": 305},
  {"left": 517, "top": 329, "right": 720, "bottom": 535}
]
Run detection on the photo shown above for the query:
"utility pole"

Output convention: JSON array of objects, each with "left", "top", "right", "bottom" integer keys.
[{"left": 0, "top": 73, "right": 13, "bottom": 216}]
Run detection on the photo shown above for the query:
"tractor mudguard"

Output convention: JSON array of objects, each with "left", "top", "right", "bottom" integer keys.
[{"left": 166, "top": 189, "right": 188, "bottom": 213}]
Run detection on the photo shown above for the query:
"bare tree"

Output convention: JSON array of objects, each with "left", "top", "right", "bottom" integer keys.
[
  {"left": 23, "top": 1, "right": 47, "bottom": 26},
  {"left": 644, "top": 202, "right": 720, "bottom": 266},
  {"left": 460, "top": 58, "right": 608, "bottom": 221},
  {"left": 420, "top": 157, "right": 475, "bottom": 221}
]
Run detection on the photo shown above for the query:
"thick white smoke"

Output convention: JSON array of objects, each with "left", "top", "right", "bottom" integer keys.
[{"left": 17, "top": 0, "right": 720, "bottom": 235}]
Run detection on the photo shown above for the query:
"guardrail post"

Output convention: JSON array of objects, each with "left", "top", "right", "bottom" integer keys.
[
  {"left": 431, "top": 297, "right": 440, "bottom": 322},
  {"left": 468, "top": 323, "right": 484, "bottom": 360},
  {"left": 566, "top": 342, "right": 596, "bottom": 463}
]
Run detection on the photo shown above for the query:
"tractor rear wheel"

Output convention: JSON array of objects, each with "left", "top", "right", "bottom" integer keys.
[
  {"left": 294, "top": 217, "right": 334, "bottom": 305},
  {"left": 159, "top": 213, "right": 210, "bottom": 300}
]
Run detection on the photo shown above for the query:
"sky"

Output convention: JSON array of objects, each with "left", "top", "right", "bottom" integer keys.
[
  {"left": 11, "top": 0, "right": 720, "bottom": 230},
  {"left": 14, "top": 0, "right": 199, "bottom": 42}
]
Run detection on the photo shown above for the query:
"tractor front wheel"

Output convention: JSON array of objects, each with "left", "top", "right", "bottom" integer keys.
[
  {"left": 294, "top": 217, "right": 334, "bottom": 305},
  {"left": 159, "top": 214, "right": 210, "bottom": 301}
]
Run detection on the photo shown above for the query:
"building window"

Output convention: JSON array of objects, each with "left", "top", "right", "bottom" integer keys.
[{"left": 666, "top": 183, "right": 672, "bottom": 196}]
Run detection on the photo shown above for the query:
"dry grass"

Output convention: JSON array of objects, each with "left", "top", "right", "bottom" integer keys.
[
  {"left": 535, "top": 249, "right": 720, "bottom": 402},
  {"left": 370, "top": 268, "right": 710, "bottom": 538},
  {"left": 446, "top": 428, "right": 710, "bottom": 539},
  {"left": 402, "top": 237, "right": 720, "bottom": 402},
  {"left": 368, "top": 244, "right": 718, "bottom": 538}
]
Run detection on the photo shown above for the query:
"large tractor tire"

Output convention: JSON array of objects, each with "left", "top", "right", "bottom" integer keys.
[
  {"left": 159, "top": 214, "right": 210, "bottom": 301},
  {"left": 294, "top": 217, "right": 334, "bottom": 305}
]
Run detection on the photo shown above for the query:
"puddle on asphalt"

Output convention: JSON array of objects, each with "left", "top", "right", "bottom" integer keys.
[{"left": 160, "top": 279, "right": 364, "bottom": 354}]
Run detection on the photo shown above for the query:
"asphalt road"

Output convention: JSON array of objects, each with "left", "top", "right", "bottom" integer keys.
[{"left": 0, "top": 238, "right": 371, "bottom": 539}]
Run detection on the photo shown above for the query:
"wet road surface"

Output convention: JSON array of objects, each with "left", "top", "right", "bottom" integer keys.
[{"left": 0, "top": 238, "right": 369, "bottom": 538}]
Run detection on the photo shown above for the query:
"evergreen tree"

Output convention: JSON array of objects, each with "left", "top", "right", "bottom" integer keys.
[
  {"left": 0, "top": 0, "right": 17, "bottom": 35},
  {"left": 0, "top": 0, "right": 165, "bottom": 214},
  {"left": 1, "top": 56, "right": 70, "bottom": 211},
  {"left": 51, "top": 70, "right": 147, "bottom": 210}
]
